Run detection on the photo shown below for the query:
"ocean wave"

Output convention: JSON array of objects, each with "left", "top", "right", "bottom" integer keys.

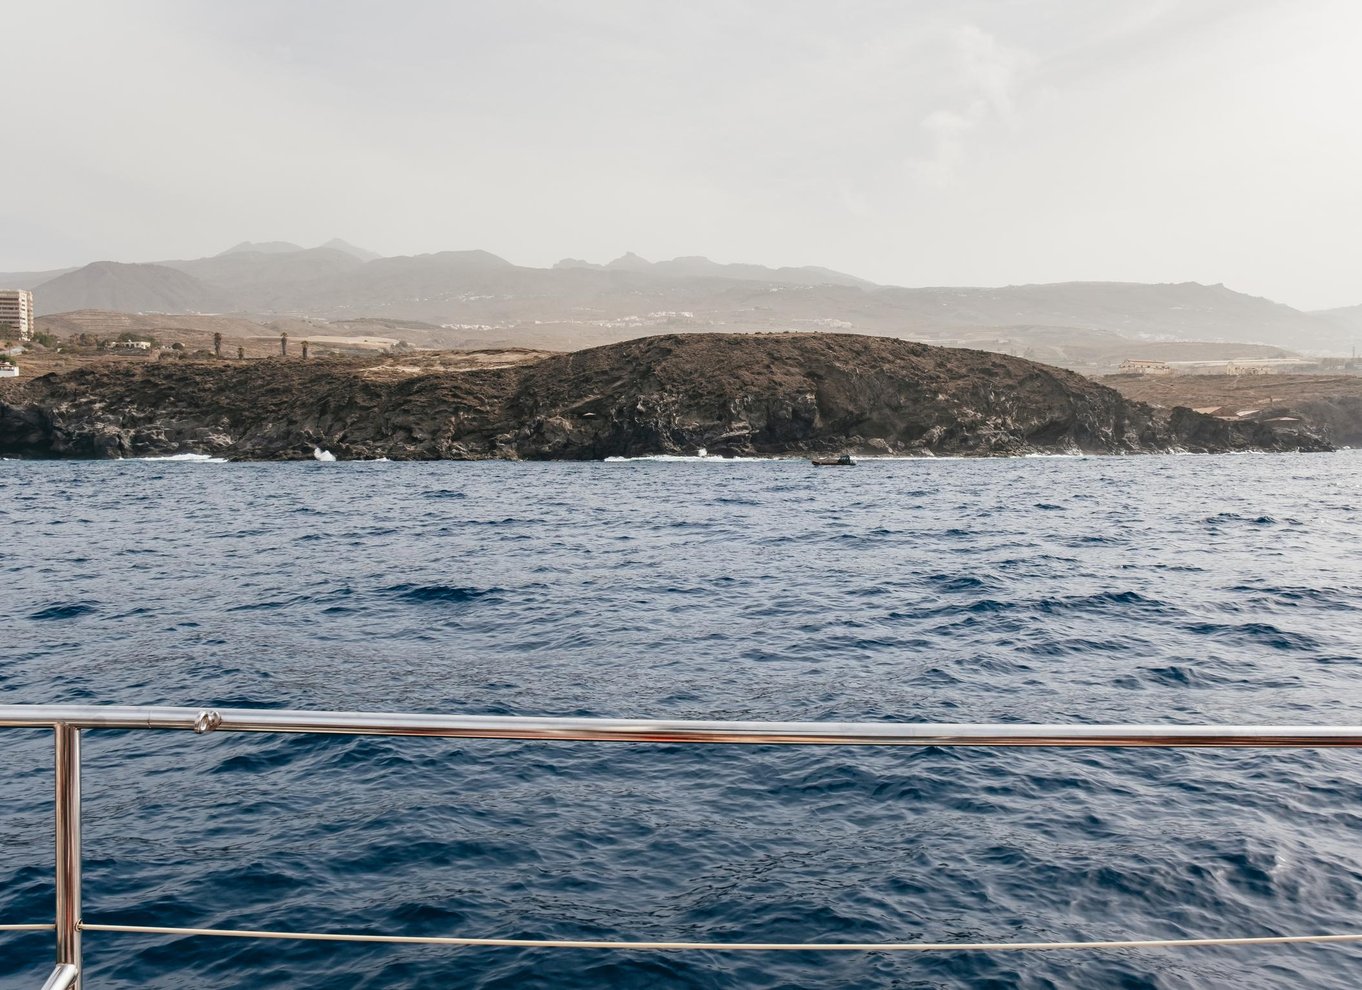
[
  {"left": 1181, "top": 621, "right": 1321, "bottom": 651},
  {"left": 27, "top": 601, "right": 99, "bottom": 621},
  {"left": 383, "top": 583, "right": 502, "bottom": 604}
]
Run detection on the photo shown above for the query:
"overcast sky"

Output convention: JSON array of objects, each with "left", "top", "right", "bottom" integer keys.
[{"left": 5, "top": 0, "right": 1361, "bottom": 308}]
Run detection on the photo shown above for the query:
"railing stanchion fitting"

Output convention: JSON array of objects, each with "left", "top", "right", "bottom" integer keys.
[
  {"left": 53, "top": 724, "right": 81, "bottom": 990},
  {"left": 39, "top": 963, "right": 78, "bottom": 990}
]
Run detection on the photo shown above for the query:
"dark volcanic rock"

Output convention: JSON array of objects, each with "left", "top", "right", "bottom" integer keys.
[
  {"left": 0, "top": 333, "right": 1332, "bottom": 460},
  {"left": 1291, "top": 396, "right": 1362, "bottom": 447}
]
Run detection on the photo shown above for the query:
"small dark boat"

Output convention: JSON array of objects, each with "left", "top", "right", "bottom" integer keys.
[{"left": 811, "top": 454, "right": 856, "bottom": 467}]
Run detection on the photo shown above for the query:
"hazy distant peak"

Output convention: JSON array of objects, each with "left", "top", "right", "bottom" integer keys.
[
  {"left": 1313, "top": 301, "right": 1362, "bottom": 339},
  {"left": 555, "top": 252, "right": 870, "bottom": 287},
  {"left": 431, "top": 249, "right": 513, "bottom": 266},
  {"left": 651, "top": 255, "right": 873, "bottom": 287},
  {"left": 369, "top": 249, "right": 513, "bottom": 271},
  {"left": 33, "top": 261, "right": 215, "bottom": 316},
  {"left": 69, "top": 260, "right": 201, "bottom": 280},
  {"left": 218, "top": 241, "right": 305, "bottom": 256},
  {"left": 605, "top": 252, "right": 654, "bottom": 271},
  {"left": 319, "top": 238, "right": 382, "bottom": 261},
  {"left": 798, "top": 266, "right": 874, "bottom": 286}
]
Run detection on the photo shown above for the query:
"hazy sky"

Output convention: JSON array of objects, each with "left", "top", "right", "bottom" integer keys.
[{"left": 5, "top": 0, "right": 1361, "bottom": 308}]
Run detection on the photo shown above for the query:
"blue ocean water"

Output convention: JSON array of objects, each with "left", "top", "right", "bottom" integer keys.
[{"left": 2, "top": 451, "right": 1361, "bottom": 989}]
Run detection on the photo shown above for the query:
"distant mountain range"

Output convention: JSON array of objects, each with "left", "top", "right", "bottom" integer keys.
[
  {"left": 219, "top": 239, "right": 382, "bottom": 261},
  {"left": 1315, "top": 303, "right": 1362, "bottom": 343},
  {"left": 553, "top": 252, "right": 873, "bottom": 287},
  {"left": 3, "top": 242, "right": 1359, "bottom": 363}
]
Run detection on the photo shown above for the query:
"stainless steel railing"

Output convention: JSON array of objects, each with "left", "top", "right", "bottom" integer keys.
[{"left": 6, "top": 704, "right": 1362, "bottom": 988}]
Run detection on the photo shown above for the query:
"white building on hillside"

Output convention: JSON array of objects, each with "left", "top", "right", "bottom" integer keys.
[
  {"left": 0, "top": 290, "right": 34, "bottom": 341},
  {"left": 1118, "top": 359, "right": 1173, "bottom": 375}
]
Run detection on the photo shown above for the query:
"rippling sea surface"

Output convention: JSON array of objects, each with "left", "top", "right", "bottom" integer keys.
[{"left": 3, "top": 452, "right": 1362, "bottom": 989}]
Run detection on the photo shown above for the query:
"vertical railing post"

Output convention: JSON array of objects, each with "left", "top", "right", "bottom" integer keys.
[{"left": 54, "top": 724, "right": 81, "bottom": 989}]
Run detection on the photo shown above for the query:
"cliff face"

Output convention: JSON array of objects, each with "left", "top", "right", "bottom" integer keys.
[
  {"left": 1289, "top": 397, "right": 1362, "bottom": 447},
  {"left": 1102, "top": 373, "right": 1362, "bottom": 449},
  {"left": 0, "top": 333, "right": 1332, "bottom": 460}
]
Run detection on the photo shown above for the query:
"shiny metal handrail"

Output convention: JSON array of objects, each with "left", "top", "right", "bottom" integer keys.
[
  {"left": 4, "top": 704, "right": 1362, "bottom": 745},
  {"left": 73, "top": 921, "right": 1362, "bottom": 953},
  {"left": 7, "top": 704, "right": 1362, "bottom": 988}
]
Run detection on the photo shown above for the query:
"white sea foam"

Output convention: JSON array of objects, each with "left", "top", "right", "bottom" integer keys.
[
  {"left": 854, "top": 454, "right": 961, "bottom": 460},
  {"left": 134, "top": 453, "right": 227, "bottom": 463},
  {"left": 313, "top": 447, "right": 337, "bottom": 462},
  {"left": 604, "top": 454, "right": 765, "bottom": 462}
]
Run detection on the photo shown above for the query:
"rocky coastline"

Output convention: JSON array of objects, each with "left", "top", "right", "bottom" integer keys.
[{"left": 0, "top": 333, "right": 1333, "bottom": 460}]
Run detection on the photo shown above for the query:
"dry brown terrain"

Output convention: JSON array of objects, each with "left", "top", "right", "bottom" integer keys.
[
  {"left": 19, "top": 306, "right": 1353, "bottom": 381},
  {"left": 31, "top": 310, "right": 439, "bottom": 359},
  {"left": 1102, "top": 373, "right": 1362, "bottom": 411},
  {"left": 0, "top": 344, "right": 550, "bottom": 391},
  {"left": 9, "top": 310, "right": 518, "bottom": 380}
]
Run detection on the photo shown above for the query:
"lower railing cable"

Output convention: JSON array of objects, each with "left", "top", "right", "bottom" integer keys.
[
  {"left": 79, "top": 922, "right": 1362, "bottom": 952},
  {"left": 0, "top": 924, "right": 54, "bottom": 932}
]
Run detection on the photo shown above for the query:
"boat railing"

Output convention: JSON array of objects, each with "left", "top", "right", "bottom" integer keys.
[{"left": 6, "top": 704, "right": 1362, "bottom": 988}]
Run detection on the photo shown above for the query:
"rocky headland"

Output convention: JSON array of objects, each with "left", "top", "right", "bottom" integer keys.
[
  {"left": 1103, "top": 372, "right": 1362, "bottom": 448},
  {"left": 0, "top": 333, "right": 1333, "bottom": 460}
]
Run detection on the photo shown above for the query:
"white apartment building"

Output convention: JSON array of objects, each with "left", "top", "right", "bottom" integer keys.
[{"left": 0, "top": 290, "right": 34, "bottom": 341}]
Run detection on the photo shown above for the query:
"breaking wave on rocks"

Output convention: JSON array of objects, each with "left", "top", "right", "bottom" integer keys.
[
  {"left": 131, "top": 453, "right": 227, "bottom": 463},
  {"left": 604, "top": 453, "right": 758, "bottom": 462}
]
